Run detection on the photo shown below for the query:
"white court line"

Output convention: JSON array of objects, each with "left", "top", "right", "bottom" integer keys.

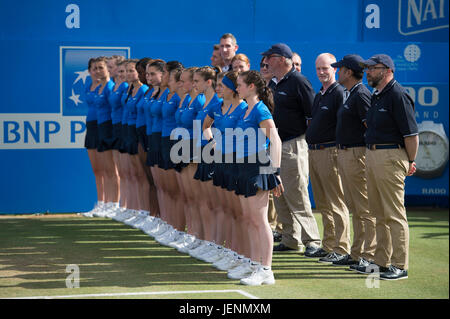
[{"left": 6, "top": 289, "right": 259, "bottom": 300}]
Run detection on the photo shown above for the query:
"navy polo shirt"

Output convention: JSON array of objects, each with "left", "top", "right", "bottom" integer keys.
[
  {"left": 336, "top": 82, "right": 371, "bottom": 145},
  {"left": 365, "top": 79, "right": 418, "bottom": 146},
  {"left": 306, "top": 82, "right": 344, "bottom": 144},
  {"left": 271, "top": 67, "right": 315, "bottom": 142}
]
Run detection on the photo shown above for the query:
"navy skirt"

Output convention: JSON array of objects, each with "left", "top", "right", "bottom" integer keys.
[
  {"left": 221, "top": 153, "right": 239, "bottom": 192},
  {"left": 84, "top": 120, "right": 99, "bottom": 150},
  {"left": 125, "top": 124, "right": 139, "bottom": 155},
  {"left": 137, "top": 125, "right": 148, "bottom": 151},
  {"left": 160, "top": 136, "right": 178, "bottom": 170},
  {"left": 174, "top": 138, "right": 197, "bottom": 172},
  {"left": 111, "top": 122, "right": 122, "bottom": 150},
  {"left": 147, "top": 132, "right": 163, "bottom": 167},
  {"left": 194, "top": 143, "right": 215, "bottom": 182},
  {"left": 97, "top": 120, "right": 114, "bottom": 152},
  {"left": 118, "top": 123, "right": 129, "bottom": 154},
  {"left": 234, "top": 152, "right": 281, "bottom": 198}
]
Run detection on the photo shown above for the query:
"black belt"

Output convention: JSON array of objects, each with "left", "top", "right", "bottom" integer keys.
[
  {"left": 308, "top": 142, "right": 336, "bottom": 150},
  {"left": 366, "top": 144, "right": 404, "bottom": 150},
  {"left": 337, "top": 143, "right": 365, "bottom": 150}
]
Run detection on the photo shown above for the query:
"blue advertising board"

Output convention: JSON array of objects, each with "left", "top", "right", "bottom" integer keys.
[{"left": 0, "top": 0, "right": 448, "bottom": 214}]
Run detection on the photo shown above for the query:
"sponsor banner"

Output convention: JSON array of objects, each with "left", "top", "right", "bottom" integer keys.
[
  {"left": 0, "top": 114, "right": 86, "bottom": 149},
  {"left": 362, "top": 0, "right": 449, "bottom": 42}
]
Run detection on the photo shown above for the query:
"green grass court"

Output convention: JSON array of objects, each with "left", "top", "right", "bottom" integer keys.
[{"left": 0, "top": 208, "right": 448, "bottom": 299}]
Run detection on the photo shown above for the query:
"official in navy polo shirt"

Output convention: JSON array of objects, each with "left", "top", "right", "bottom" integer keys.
[
  {"left": 331, "top": 54, "right": 377, "bottom": 269},
  {"left": 357, "top": 54, "right": 418, "bottom": 281},
  {"left": 305, "top": 53, "right": 350, "bottom": 263},
  {"left": 261, "top": 43, "right": 322, "bottom": 255}
]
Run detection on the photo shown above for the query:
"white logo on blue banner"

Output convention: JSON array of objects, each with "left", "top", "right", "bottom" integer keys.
[
  {"left": 0, "top": 46, "right": 130, "bottom": 149},
  {"left": 61, "top": 46, "right": 130, "bottom": 116},
  {"left": 398, "top": 0, "right": 449, "bottom": 36}
]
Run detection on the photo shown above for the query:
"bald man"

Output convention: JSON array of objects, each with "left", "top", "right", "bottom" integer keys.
[{"left": 304, "top": 53, "right": 351, "bottom": 263}]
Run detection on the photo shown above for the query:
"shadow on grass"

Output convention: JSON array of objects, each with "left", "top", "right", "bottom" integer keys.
[{"left": 0, "top": 217, "right": 231, "bottom": 291}]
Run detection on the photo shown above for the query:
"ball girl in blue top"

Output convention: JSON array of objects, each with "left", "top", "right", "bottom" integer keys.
[
  {"left": 156, "top": 61, "right": 188, "bottom": 242},
  {"left": 172, "top": 67, "right": 206, "bottom": 245},
  {"left": 234, "top": 70, "right": 284, "bottom": 286},
  {"left": 201, "top": 70, "right": 248, "bottom": 266},
  {"left": 185, "top": 66, "right": 226, "bottom": 251},
  {"left": 119, "top": 59, "right": 152, "bottom": 219},
  {"left": 83, "top": 57, "right": 104, "bottom": 216},
  {"left": 104, "top": 59, "right": 131, "bottom": 217},
  {"left": 91, "top": 57, "right": 120, "bottom": 214},
  {"left": 108, "top": 60, "right": 129, "bottom": 151}
]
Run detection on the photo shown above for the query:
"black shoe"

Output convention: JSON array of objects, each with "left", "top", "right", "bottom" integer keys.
[
  {"left": 332, "top": 254, "right": 358, "bottom": 266},
  {"left": 304, "top": 247, "right": 329, "bottom": 258},
  {"left": 273, "top": 243, "right": 299, "bottom": 252},
  {"left": 354, "top": 261, "right": 388, "bottom": 274},
  {"left": 349, "top": 257, "right": 370, "bottom": 271},
  {"left": 273, "top": 231, "right": 282, "bottom": 242},
  {"left": 380, "top": 265, "right": 408, "bottom": 280},
  {"left": 318, "top": 252, "right": 345, "bottom": 264}
]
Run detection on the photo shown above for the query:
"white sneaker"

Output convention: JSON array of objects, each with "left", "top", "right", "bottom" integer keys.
[
  {"left": 158, "top": 230, "right": 183, "bottom": 246},
  {"left": 153, "top": 223, "right": 173, "bottom": 238},
  {"left": 139, "top": 216, "right": 156, "bottom": 232},
  {"left": 92, "top": 202, "right": 108, "bottom": 217},
  {"left": 83, "top": 202, "right": 102, "bottom": 217},
  {"left": 227, "top": 259, "right": 258, "bottom": 280},
  {"left": 178, "top": 238, "right": 202, "bottom": 253},
  {"left": 142, "top": 217, "right": 161, "bottom": 234},
  {"left": 109, "top": 207, "right": 126, "bottom": 220},
  {"left": 240, "top": 266, "right": 275, "bottom": 286},
  {"left": 202, "top": 246, "right": 225, "bottom": 263},
  {"left": 190, "top": 242, "right": 214, "bottom": 259},
  {"left": 94, "top": 202, "right": 114, "bottom": 217},
  {"left": 212, "top": 249, "right": 234, "bottom": 269},
  {"left": 123, "top": 210, "right": 140, "bottom": 225},
  {"left": 146, "top": 220, "right": 168, "bottom": 237},
  {"left": 169, "top": 233, "right": 194, "bottom": 249},
  {"left": 105, "top": 205, "right": 122, "bottom": 218},
  {"left": 129, "top": 211, "right": 148, "bottom": 228},
  {"left": 114, "top": 209, "right": 135, "bottom": 222}
]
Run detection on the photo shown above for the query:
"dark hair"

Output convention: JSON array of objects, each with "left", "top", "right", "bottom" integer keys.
[
  {"left": 170, "top": 67, "right": 184, "bottom": 82},
  {"left": 239, "top": 70, "right": 274, "bottom": 113},
  {"left": 88, "top": 58, "right": 96, "bottom": 71},
  {"left": 148, "top": 59, "right": 166, "bottom": 73},
  {"left": 352, "top": 70, "right": 364, "bottom": 80},
  {"left": 195, "top": 66, "right": 218, "bottom": 89},
  {"left": 137, "top": 57, "right": 152, "bottom": 69},
  {"left": 213, "top": 44, "right": 220, "bottom": 51},
  {"left": 223, "top": 70, "right": 239, "bottom": 97},
  {"left": 166, "top": 60, "right": 184, "bottom": 73}
]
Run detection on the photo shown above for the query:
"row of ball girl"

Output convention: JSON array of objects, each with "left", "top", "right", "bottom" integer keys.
[{"left": 81, "top": 55, "right": 284, "bottom": 286}]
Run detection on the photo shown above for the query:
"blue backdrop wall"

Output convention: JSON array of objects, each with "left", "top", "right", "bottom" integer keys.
[{"left": 0, "top": 0, "right": 448, "bottom": 213}]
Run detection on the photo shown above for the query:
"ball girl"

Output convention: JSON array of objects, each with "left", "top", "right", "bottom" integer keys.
[{"left": 233, "top": 70, "right": 284, "bottom": 285}]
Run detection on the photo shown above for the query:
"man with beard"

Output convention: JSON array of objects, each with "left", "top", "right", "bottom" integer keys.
[{"left": 356, "top": 54, "right": 418, "bottom": 281}]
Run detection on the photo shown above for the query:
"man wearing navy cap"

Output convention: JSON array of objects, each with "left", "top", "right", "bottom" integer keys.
[
  {"left": 331, "top": 54, "right": 377, "bottom": 268},
  {"left": 262, "top": 43, "right": 322, "bottom": 255},
  {"left": 356, "top": 54, "right": 418, "bottom": 280},
  {"left": 305, "top": 53, "right": 350, "bottom": 263}
]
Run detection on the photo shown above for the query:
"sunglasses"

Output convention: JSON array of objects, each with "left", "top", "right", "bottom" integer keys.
[{"left": 260, "top": 63, "right": 269, "bottom": 69}]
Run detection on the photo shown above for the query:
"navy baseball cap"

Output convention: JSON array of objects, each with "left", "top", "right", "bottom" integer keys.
[
  {"left": 331, "top": 54, "right": 365, "bottom": 73},
  {"left": 261, "top": 43, "right": 293, "bottom": 59},
  {"left": 363, "top": 54, "right": 395, "bottom": 72}
]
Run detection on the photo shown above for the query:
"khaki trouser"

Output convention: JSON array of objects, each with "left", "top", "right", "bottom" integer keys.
[
  {"left": 268, "top": 193, "right": 282, "bottom": 232},
  {"left": 366, "top": 148, "right": 409, "bottom": 270},
  {"left": 337, "top": 147, "right": 376, "bottom": 260},
  {"left": 273, "top": 135, "right": 321, "bottom": 249},
  {"left": 309, "top": 147, "right": 350, "bottom": 255}
]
